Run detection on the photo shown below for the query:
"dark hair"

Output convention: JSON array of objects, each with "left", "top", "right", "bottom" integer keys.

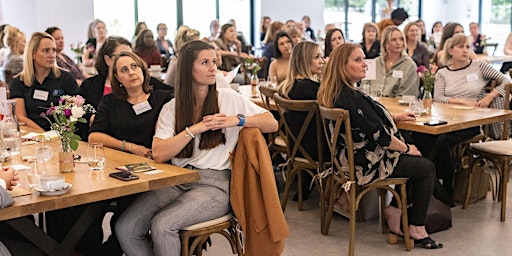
[
  {"left": 111, "top": 51, "right": 152, "bottom": 100},
  {"left": 438, "top": 22, "right": 463, "bottom": 50},
  {"left": 134, "top": 29, "right": 155, "bottom": 52},
  {"left": 175, "top": 40, "right": 225, "bottom": 158},
  {"left": 324, "top": 28, "right": 344, "bottom": 57},
  {"left": 431, "top": 21, "right": 443, "bottom": 33},
  {"left": 133, "top": 22, "right": 147, "bottom": 37},
  {"left": 219, "top": 23, "right": 235, "bottom": 41},
  {"left": 273, "top": 31, "right": 293, "bottom": 59},
  {"left": 44, "top": 26, "right": 60, "bottom": 36},
  {"left": 95, "top": 36, "right": 132, "bottom": 76},
  {"left": 391, "top": 8, "right": 409, "bottom": 21}
]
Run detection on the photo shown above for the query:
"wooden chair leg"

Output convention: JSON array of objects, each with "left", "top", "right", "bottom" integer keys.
[
  {"left": 464, "top": 157, "right": 478, "bottom": 209},
  {"left": 297, "top": 172, "right": 303, "bottom": 211},
  {"left": 501, "top": 160, "right": 509, "bottom": 222},
  {"left": 348, "top": 187, "right": 357, "bottom": 256},
  {"left": 379, "top": 188, "right": 388, "bottom": 234},
  {"left": 281, "top": 167, "right": 295, "bottom": 211},
  {"left": 399, "top": 185, "right": 412, "bottom": 251}
]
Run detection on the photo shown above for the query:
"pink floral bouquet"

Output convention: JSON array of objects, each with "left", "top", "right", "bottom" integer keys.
[{"left": 416, "top": 64, "right": 438, "bottom": 92}]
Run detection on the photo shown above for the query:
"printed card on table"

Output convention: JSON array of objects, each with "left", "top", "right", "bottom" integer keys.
[{"left": 363, "top": 59, "right": 376, "bottom": 80}]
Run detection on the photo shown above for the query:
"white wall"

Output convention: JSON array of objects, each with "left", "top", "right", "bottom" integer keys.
[{"left": 1, "top": 0, "right": 94, "bottom": 57}]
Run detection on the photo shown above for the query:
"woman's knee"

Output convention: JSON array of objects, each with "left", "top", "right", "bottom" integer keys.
[{"left": 417, "top": 157, "right": 436, "bottom": 180}]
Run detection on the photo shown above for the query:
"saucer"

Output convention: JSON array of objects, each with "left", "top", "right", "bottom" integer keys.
[{"left": 35, "top": 183, "right": 72, "bottom": 196}]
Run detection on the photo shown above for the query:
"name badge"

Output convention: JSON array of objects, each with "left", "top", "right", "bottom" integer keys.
[
  {"left": 466, "top": 73, "right": 479, "bottom": 82},
  {"left": 132, "top": 101, "right": 152, "bottom": 115},
  {"left": 33, "top": 89, "right": 49, "bottom": 101},
  {"left": 392, "top": 70, "right": 404, "bottom": 78}
]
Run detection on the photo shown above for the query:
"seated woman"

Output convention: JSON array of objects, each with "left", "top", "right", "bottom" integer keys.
[
  {"left": 156, "top": 23, "right": 175, "bottom": 67},
  {"left": 2, "top": 25, "right": 25, "bottom": 85},
  {"left": 318, "top": 43, "right": 441, "bottom": 249},
  {"left": 285, "top": 25, "right": 302, "bottom": 46},
  {"left": 360, "top": 22, "right": 380, "bottom": 59},
  {"left": 278, "top": 41, "right": 327, "bottom": 200},
  {"left": 324, "top": 28, "right": 345, "bottom": 60},
  {"left": 434, "top": 33, "right": 511, "bottom": 139},
  {"left": 268, "top": 31, "right": 293, "bottom": 86},
  {"left": 214, "top": 23, "right": 247, "bottom": 83},
  {"left": 374, "top": 26, "right": 419, "bottom": 97},
  {"left": 45, "top": 27, "right": 87, "bottom": 85},
  {"left": 434, "top": 22, "right": 477, "bottom": 68},
  {"left": 10, "top": 32, "right": 78, "bottom": 132},
  {"left": 134, "top": 29, "right": 161, "bottom": 66},
  {"left": 89, "top": 51, "right": 172, "bottom": 157},
  {"left": 83, "top": 19, "right": 107, "bottom": 67},
  {"left": 115, "top": 40, "right": 278, "bottom": 255},
  {"left": 164, "top": 25, "right": 200, "bottom": 87},
  {"left": 261, "top": 21, "right": 285, "bottom": 77},
  {"left": 131, "top": 21, "right": 147, "bottom": 48},
  {"left": 404, "top": 22, "right": 430, "bottom": 68}
]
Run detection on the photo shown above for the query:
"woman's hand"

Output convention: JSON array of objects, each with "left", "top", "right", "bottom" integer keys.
[
  {"left": 0, "top": 167, "right": 19, "bottom": 190},
  {"left": 476, "top": 94, "right": 494, "bottom": 108},
  {"left": 405, "top": 144, "right": 422, "bottom": 156},
  {"left": 201, "top": 113, "right": 237, "bottom": 131},
  {"left": 394, "top": 112, "right": 416, "bottom": 121},
  {"left": 128, "top": 143, "right": 152, "bottom": 158}
]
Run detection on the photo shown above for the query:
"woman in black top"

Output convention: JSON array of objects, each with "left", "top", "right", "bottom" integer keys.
[
  {"left": 359, "top": 22, "right": 381, "bottom": 59},
  {"left": 10, "top": 32, "right": 78, "bottom": 132}
]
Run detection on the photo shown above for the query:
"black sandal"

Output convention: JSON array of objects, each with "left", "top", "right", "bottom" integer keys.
[{"left": 414, "top": 237, "right": 443, "bottom": 249}]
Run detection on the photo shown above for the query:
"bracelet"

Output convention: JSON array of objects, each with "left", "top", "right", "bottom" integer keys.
[
  {"left": 404, "top": 144, "right": 410, "bottom": 154},
  {"left": 121, "top": 140, "right": 126, "bottom": 152},
  {"left": 185, "top": 127, "right": 196, "bottom": 139}
]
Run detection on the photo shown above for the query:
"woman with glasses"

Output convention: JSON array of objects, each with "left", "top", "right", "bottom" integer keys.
[
  {"left": 10, "top": 32, "right": 78, "bottom": 132},
  {"left": 156, "top": 23, "right": 174, "bottom": 61}
]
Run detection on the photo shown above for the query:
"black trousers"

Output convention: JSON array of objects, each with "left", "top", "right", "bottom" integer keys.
[{"left": 389, "top": 154, "right": 436, "bottom": 226}]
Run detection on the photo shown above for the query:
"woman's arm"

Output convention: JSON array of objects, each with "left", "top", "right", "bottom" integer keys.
[
  {"left": 387, "top": 135, "right": 421, "bottom": 156},
  {"left": 82, "top": 47, "right": 94, "bottom": 67},
  {"left": 268, "top": 60, "right": 278, "bottom": 80},
  {"left": 13, "top": 98, "right": 44, "bottom": 132},
  {"left": 89, "top": 132, "right": 152, "bottom": 158},
  {"left": 505, "top": 33, "right": 512, "bottom": 55}
]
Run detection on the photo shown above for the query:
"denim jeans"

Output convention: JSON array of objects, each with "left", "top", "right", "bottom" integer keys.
[{"left": 115, "top": 167, "right": 231, "bottom": 256}]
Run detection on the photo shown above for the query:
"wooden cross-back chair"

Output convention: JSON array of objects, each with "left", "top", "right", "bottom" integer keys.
[
  {"left": 318, "top": 105, "right": 412, "bottom": 256},
  {"left": 466, "top": 83, "right": 512, "bottom": 221},
  {"left": 273, "top": 94, "right": 328, "bottom": 221},
  {"left": 258, "top": 86, "right": 287, "bottom": 160}
]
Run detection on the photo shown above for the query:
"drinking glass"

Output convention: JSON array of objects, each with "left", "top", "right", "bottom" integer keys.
[
  {"left": 409, "top": 100, "right": 423, "bottom": 118},
  {"left": 1, "top": 121, "right": 21, "bottom": 163},
  {"left": 359, "top": 80, "right": 370, "bottom": 95},
  {"left": 27, "top": 159, "right": 46, "bottom": 188},
  {"left": 370, "top": 84, "right": 383, "bottom": 100},
  {"left": 87, "top": 143, "right": 106, "bottom": 171},
  {"left": 35, "top": 135, "right": 53, "bottom": 161},
  {"left": 267, "top": 76, "right": 277, "bottom": 88}
]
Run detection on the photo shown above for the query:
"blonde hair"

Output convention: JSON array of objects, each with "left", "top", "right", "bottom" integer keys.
[
  {"left": 19, "top": 32, "right": 60, "bottom": 87},
  {"left": 3, "top": 25, "right": 25, "bottom": 55},
  {"left": 403, "top": 22, "right": 420, "bottom": 43},
  {"left": 443, "top": 33, "right": 469, "bottom": 62},
  {"left": 174, "top": 25, "right": 200, "bottom": 54},
  {"left": 318, "top": 43, "right": 359, "bottom": 107},
  {"left": 362, "top": 22, "right": 379, "bottom": 42},
  {"left": 262, "top": 21, "right": 284, "bottom": 45},
  {"left": 279, "top": 41, "right": 319, "bottom": 98},
  {"left": 380, "top": 26, "right": 406, "bottom": 59}
]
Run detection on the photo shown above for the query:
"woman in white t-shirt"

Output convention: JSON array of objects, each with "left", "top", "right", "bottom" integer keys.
[{"left": 115, "top": 40, "right": 277, "bottom": 256}]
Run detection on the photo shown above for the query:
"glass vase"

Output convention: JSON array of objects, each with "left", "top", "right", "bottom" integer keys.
[
  {"left": 59, "top": 139, "right": 74, "bottom": 173},
  {"left": 250, "top": 73, "right": 258, "bottom": 98},
  {"left": 422, "top": 91, "right": 433, "bottom": 115}
]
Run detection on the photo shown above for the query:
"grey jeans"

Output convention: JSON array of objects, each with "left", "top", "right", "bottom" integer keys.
[{"left": 115, "top": 167, "right": 231, "bottom": 256}]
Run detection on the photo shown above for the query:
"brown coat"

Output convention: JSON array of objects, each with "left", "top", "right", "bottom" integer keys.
[{"left": 230, "top": 128, "right": 289, "bottom": 256}]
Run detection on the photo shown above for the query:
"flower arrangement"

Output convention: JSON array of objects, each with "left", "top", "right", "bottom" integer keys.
[
  {"left": 70, "top": 42, "right": 84, "bottom": 62},
  {"left": 416, "top": 63, "right": 438, "bottom": 92},
  {"left": 244, "top": 56, "right": 264, "bottom": 76},
  {"left": 41, "top": 95, "right": 95, "bottom": 152}
]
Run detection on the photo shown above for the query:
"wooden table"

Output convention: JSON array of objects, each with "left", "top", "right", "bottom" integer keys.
[
  {"left": 239, "top": 84, "right": 270, "bottom": 109},
  {"left": 1, "top": 130, "right": 200, "bottom": 255},
  {"left": 379, "top": 97, "right": 512, "bottom": 135}
]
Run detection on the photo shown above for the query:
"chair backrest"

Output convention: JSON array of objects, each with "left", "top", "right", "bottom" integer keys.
[
  {"left": 259, "top": 86, "right": 277, "bottom": 111},
  {"left": 318, "top": 105, "right": 354, "bottom": 183},
  {"left": 503, "top": 82, "right": 512, "bottom": 139},
  {"left": 273, "top": 93, "right": 324, "bottom": 166}
]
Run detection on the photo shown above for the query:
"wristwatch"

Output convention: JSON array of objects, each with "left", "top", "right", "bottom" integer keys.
[{"left": 237, "top": 114, "right": 245, "bottom": 126}]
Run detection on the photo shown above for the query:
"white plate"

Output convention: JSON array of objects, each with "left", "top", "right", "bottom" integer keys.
[{"left": 35, "top": 183, "right": 72, "bottom": 196}]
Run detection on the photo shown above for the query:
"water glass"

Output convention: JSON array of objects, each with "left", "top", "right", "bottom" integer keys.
[
  {"left": 370, "top": 84, "right": 383, "bottom": 100},
  {"left": 409, "top": 100, "right": 424, "bottom": 118},
  {"left": 27, "top": 159, "right": 47, "bottom": 188},
  {"left": 1, "top": 122, "right": 21, "bottom": 163},
  {"left": 359, "top": 81, "right": 370, "bottom": 95},
  {"left": 35, "top": 135, "right": 53, "bottom": 161},
  {"left": 87, "top": 143, "right": 106, "bottom": 171},
  {"left": 267, "top": 75, "right": 277, "bottom": 88}
]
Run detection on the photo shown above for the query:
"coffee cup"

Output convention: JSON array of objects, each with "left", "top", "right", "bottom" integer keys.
[{"left": 40, "top": 175, "right": 66, "bottom": 191}]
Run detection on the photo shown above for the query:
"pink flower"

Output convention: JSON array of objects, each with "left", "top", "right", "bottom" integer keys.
[
  {"left": 64, "top": 109, "right": 72, "bottom": 117},
  {"left": 75, "top": 95, "right": 85, "bottom": 105}
]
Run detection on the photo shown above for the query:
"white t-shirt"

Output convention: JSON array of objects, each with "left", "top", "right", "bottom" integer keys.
[{"left": 154, "top": 88, "right": 268, "bottom": 170}]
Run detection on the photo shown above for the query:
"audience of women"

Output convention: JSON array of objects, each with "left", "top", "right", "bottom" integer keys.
[
  {"left": 434, "top": 33, "right": 511, "bottom": 139},
  {"left": 260, "top": 16, "right": 271, "bottom": 42},
  {"left": 324, "top": 28, "right": 345, "bottom": 59},
  {"left": 134, "top": 29, "right": 161, "bottom": 66},
  {"left": 214, "top": 23, "right": 247, "bottom": 83},
  {"left": 83, "top": 19, "right": 107, "bottom": 67},
  {"left": 131, "top": 21, "right": 148, "bottom": 48},
  {"left": 403, "top": 22, "right": 430, "bottom": 68},
  {"left": 278, "top": 41, "right": 327, "bottom": 200},
  {"left": 156, "top": 23, "right": 175, "bottom": 61},
  {"left": 318, "top": 43, "right": 442, "bottom": 250},
  {"left": 285, "top": 25, "right": 302, "bottom": 46},
  {"left": 45, "top": 27, "right": 86, "bottom": 85},
  {"left": 268, "top": 31, "right": 293, "bottom": 85},
  {"left": 374, "top": 26, "right": 419, "bottom": 97},
  {"left": 359, "top": 22, "right": 380, "bottom": 59},
  {"left": 434, "top": 22, "right": 476, "bottom": 67},
  {"left": 261, "top": 21, "right": 285, "bottom": 76},
  {"left": 164, "top": 25, "right": 200, "bottom": 86},
  {"left": 1, "top": 25, "right": 25, "bottom": 85},
  {"left": 429, "top": 21, "right": 443, "bottom": 49},
  {"left": 115, "top": 40, "right": 277, "bottom": 255},
  {"left": 10, "top": 32, "right": 78, "bottom": 132}
]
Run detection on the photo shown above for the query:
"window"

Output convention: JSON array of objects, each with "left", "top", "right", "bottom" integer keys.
[
  {"left": 182, "top": 0, "right": 217, "bottom": 39},
  {"left": 93, "top": 0, "right": 135, "bottom": 40},
  {"left": 137, "top": 0, "right": 178, "bottom": 40},
  {"left": 219, "top": 0, "right": 251, "bottom": 45}
]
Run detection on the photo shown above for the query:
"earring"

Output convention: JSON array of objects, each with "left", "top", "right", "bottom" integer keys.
[{"left": 120, "top": 84, "right": 123, "bottom": 87}]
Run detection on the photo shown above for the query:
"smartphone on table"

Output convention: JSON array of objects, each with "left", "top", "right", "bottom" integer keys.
[
  {"left": 423, "top": 120, "right": 448, "bottom": 126},
  {"left": 109, "top": 171, "right": 139, "bottom": 181}
]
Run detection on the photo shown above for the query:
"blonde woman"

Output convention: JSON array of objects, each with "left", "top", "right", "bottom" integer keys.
[
  {"left": 10, "top": 32, "right": 78, "bottom": 131},
  {"left": 360, "top": 22, "right": 380, "bottom": 59},
  {"left": 403, "top": 22, "right": 430, "bottom": 67},
  {"left": 374, "top": 26, "right": 419, "bottom": 97},
  {"left": 1, "top": 25, "right": 25, "bottom": 85},
  {"left": 164, "top": 25, "right": 200, "bottom": 86}
]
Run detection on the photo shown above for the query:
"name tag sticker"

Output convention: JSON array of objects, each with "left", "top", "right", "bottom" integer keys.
[
  {"left": 132, "top": 101, "right": 152, "bottom": 115},
  {"left": 466, "top": 73, "right": 479, "bottom": 82},
  {"left": 33, "top": 90, "right": 49, "bottom": 101},
  {"left": 392, "top": 70, "right": 404, "bottom": 78}
]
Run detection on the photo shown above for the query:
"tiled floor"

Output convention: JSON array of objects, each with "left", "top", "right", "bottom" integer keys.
[{"left": 204, "top": 178, "right": 512, "bottom": 256}]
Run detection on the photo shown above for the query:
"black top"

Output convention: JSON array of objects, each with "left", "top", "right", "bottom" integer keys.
[
  {"left": 305, "top": 27, "right": 316, "bottom": 42},
  {"left": 10, "top": 70, "right": 79, "bottom": 131},
  {"left": 360, "top": 40, "right": 381, "bottom": 59},
  {"left": 472, "top": 34, "right": 485, "bottom": 54},
  {"left": 89, "top": 90, "right": 173, "bottom": 149},
  {"left": 284, "top": 79, "right": 329, "bottom": 162}
]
